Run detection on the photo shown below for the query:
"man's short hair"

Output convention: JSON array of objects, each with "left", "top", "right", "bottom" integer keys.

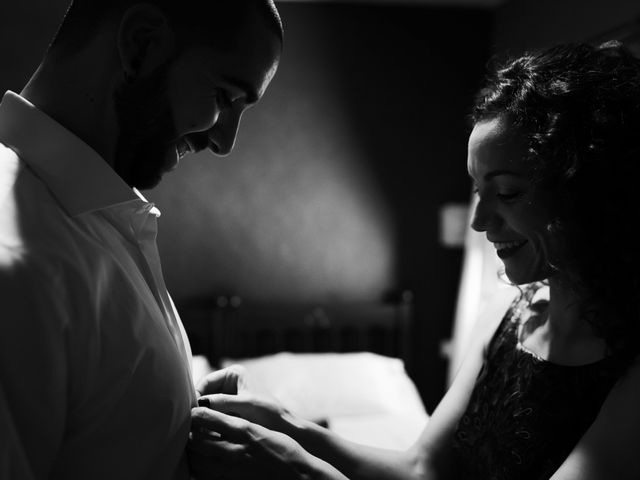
[{"left": 49, "top": 0, "right": 282, "bottom": 57}]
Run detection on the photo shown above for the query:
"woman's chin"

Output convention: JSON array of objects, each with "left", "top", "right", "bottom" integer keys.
[{"left": 503, "top": 263, "right": 550, "bottom": 286}]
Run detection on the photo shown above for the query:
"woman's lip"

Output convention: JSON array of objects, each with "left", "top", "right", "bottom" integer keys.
[
  {"left": 493, "top": 239, "right": 527, "bottom": 249},
  {"left": 495, "top": 240, "right": 528, "bottom": 259}
]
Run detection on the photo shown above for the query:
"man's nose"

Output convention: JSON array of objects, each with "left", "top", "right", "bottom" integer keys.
[{"left": 207, "top": 106, "right": 243, "bottom": 156}]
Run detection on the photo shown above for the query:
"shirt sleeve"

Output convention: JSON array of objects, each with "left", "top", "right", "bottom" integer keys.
[{"left": 0, "top": 260, "right": 69, "bottom": 479}]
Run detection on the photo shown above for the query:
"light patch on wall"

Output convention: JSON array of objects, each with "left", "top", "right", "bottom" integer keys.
[
  {"left": 438, "top": 202, "right": 469, "bottom": 248},
  {"left": 151, "top": 138, "right": 395, "bottom": 302}
]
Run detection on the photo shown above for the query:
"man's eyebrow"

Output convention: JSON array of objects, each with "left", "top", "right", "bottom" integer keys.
[
  {"left": 221, "top": 75, "right": 259, "bottom": 104},
  {"left": 484, "top": 169, "right": 524, "bottom": 181}
]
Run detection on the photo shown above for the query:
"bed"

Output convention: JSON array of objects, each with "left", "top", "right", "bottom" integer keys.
[{"left": 179, "top": 292, "right": 429, "bottom": 450}]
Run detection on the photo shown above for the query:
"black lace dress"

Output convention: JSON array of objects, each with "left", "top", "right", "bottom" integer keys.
[{"left": 451, "top": 283, "right": 627, "bottom": 480}]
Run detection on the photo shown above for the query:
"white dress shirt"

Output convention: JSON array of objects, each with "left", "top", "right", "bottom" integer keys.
[{"left": 0, "top": 91, "right": 196, "bottom": 479}]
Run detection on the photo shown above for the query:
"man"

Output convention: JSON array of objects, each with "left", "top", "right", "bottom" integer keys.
[{"left": 0, "top": 0, "right": 281, "bottom": 478}]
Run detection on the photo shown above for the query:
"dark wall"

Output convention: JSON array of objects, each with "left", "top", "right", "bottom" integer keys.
[
  {"left": 493, "top": 0, "right": 640, "bottom": 54},
  {"left": 0, "top": 2, "right": 68, "bottom": 93},
  {"left": 0, "top": 1, "right": 493, "bottom": 412},
  {"left": 150, "top": 4, "right": 493, "bottom": 410}
]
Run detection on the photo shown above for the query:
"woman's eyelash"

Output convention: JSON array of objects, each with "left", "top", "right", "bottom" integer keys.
[
  {"left": 472, "top": 184, "right": 522, "bottom": 200},
  {"left": 497, "top": 192, "right": 521, "bottom": 200}
]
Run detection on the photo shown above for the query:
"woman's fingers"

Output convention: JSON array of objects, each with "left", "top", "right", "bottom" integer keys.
[
  {"left": 189, "top": 408, "right": 334, "bottom": 480},
  {"left": 191, "top": 407, "right": 254, "bottom": 443},
  {"left": 188, "top": 415, "right": 304, "bottom": 480},
  {"left": 198, "top": 393, "right": 257, "bottom": 417},
  {"left": 196, "top": 365, "right": 248, "bottom": 397},
  {"left": 191, "top": 408, "right": 299, "bottom": 463},
  {"left": 197, "top": 392, "right": 288, "bottom": 433},
  {"left": 188, "top": 432, "right": 251, "bottom": 462}
]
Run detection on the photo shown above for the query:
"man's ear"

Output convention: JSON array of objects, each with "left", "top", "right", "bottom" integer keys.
[{"left": 117, "top": 4, "right": 176, "bottom": 81}]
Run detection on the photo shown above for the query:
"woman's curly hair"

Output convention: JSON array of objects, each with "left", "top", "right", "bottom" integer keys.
[{"left": 473, "top": 41, "right": 640, "bottom": 364}]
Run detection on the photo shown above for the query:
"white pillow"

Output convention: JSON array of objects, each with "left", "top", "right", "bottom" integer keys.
[{"left": 220, "top": 351, "right": 428, "bottom": 423}]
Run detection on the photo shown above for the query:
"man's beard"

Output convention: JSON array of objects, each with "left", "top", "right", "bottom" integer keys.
[{"left": 113, "top": 62, "right": 179, "bottom": 190}]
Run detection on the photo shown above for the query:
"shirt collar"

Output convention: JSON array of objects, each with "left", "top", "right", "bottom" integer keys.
[{"left": 0, "top": 90, "right": 145, "bottom": 216}]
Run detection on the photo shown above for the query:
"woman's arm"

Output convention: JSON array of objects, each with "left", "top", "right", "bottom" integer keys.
[
  {"left": 403, "top": 308, "right": 500, "bottom": 479},
  {"left": 549, "top": 358, "right": 640, "bottom": 480},
  {"left": 285, "top": 310, "right": 496, "bottom": 480},
  {"left": 194, "top": 312, "right": 499, "bottom": 480}
]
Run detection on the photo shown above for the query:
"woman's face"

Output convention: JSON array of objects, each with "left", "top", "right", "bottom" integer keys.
[{"left": 467, "top": 117, "right": 558, "bottom": 285}]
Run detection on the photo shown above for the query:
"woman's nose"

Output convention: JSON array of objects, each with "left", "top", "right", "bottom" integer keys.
[{"left": 470, "top": 196, "right": 500, "bottom": 233}]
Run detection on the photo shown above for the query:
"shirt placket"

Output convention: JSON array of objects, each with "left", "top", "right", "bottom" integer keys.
[{"left": 131, "top": 204, "right": 194, "bottom": 378}]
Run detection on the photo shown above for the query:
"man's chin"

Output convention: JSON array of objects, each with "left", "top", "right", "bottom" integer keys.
[
  {"left": 121, "top": 164, "right": 167, "bottom": 191},
  {"left": 136, "top": 149, "right": 179, "bottom": 189},
  {"left": 113, "top": 143, "right": 179, "bottom": 190},
  {"left": 137, "top": 176, "right": 164, "bottom": 191}
]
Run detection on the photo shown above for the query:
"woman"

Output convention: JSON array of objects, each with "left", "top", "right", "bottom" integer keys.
[{"left": 189, "top": 41, "right": 640, "bottom": 479}]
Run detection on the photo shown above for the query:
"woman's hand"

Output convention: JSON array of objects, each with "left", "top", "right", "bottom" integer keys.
[
  {"left": 196, "top": 365, "right": 294, "bottom": 434},
  {"left": 189, "top": 407, "right": 348, "bottom": 480},
  {"left": 196, "top": 364, "right": 256, "bottom": 398}
]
